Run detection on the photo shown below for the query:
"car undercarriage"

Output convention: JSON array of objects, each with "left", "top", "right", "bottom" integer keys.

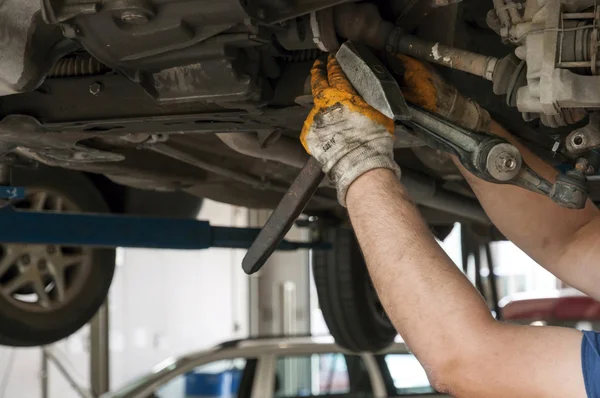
[
  {"left": 5, "top": 0, "right": 599, "bottom": 227},
  {"left": 2, "top": 0, "right": 600, "bottom": 349}
]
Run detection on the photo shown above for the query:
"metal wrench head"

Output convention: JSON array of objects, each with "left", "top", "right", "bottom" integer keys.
[{"left": 336, "top": 41, "right": 411, "bottom": 121}]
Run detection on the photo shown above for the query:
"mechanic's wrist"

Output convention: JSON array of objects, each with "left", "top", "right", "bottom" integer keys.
[{"left": 331, "top": 144, "right": 401, "bottom": 207}]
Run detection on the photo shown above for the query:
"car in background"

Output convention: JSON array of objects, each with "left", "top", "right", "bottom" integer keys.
[
  {"left": 501, "top": 289, "right": 600, "bottom": 329},
  {"left": 101, "top": 336, "right": 445, "bottom": 398}
]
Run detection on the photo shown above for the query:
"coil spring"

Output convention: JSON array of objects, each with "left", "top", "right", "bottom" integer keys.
[
  {"left": 49, "top": 55, "right": 110, "bottom": 78},
  {"left": 281, "top": 49, "right": 324, "bottom": 63}
]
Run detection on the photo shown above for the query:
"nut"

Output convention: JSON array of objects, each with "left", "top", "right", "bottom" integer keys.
[
  {"left": 572, "top": 134, "right": 585, "bottom": 148},
  {"left": 89, "top": 82, "right": 102, "bottom": 96},
  {"left": 486, "top": 143, "right": 522, "bottom": 182}
]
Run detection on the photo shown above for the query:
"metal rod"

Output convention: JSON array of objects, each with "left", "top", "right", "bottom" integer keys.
[
  {"left": 402, "top": 170, "right": 490, "bottom": 225},
  {"left": 485, "top": 243, "right": 502, "bottom": 320},
  {"left": 393, "top": 36, "right": 499, "bottom": 80},
  {"left": 473, "top": 245, "right": 485, "bottom": 295},
  {"left": 41, "top": 349, "right": 49, "bottom": 398},
  {"left": 90, "top": 303, "right": 110, "bottom": 396},
  {"left": 281, "top": 282, "right": 297, "bottom": 335},
  {"left": 557, "top": 61, "right": 595, "bottom": 68},
  {"left": 151, "top": 143, "right": 339, "bottom": 207},
  {"left": 562, "top": 12, "right": 596, "bottom": 19},
  {"left": 43, "top": 348, "right": 93, "bottom": 398},
  {"left": 152, "top": 143, "right": 284, "bottom": 193},
  {"left": 460, "top": 227, "right": 470, "bottom": 274}
]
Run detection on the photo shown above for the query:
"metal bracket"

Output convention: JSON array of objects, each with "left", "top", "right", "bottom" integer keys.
[{"left": 405, "top": 107, "right": 589, "bottom": 209}]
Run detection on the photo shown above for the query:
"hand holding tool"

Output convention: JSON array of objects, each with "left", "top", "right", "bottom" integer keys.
[{"left": 242, "top": 42, "right": 409, "bottom": 275}]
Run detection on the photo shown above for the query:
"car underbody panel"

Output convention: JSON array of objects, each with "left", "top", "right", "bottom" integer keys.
[{"left": 2, "top": 0, "right": 600, "bottom": 225}]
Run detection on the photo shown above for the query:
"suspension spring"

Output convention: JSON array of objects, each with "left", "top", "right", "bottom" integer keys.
[{"left": 49, "top": 55, "right": 110, "bottom": 78}]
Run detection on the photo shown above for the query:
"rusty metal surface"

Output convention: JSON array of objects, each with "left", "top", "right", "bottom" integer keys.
[
  {"left": 394, "top": 36, "right": 499, "bottom": 80},
  {"left": 242, "top": 157, "right": 325, "bottom": 274}
]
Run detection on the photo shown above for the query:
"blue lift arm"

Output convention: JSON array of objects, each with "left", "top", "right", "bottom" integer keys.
[{"left": 0, "top": 206, "right": 326, "bottom": 251}]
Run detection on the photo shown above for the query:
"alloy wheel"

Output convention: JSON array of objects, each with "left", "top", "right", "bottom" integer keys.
[{"left": 0, "top": 190, "right": 93, "bottom": 312}]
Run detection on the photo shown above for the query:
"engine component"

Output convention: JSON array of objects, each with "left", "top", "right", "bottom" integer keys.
[
  {"left": 331, "top": 2, "right": 500, "bottom": 80},
  {"left": 311, "top": 6, "right": 340, "bottom": 51},
  {"left": 43, "top": 0, "right": 252, "bottom": 71},
  {"left": 42, "top": 0, "right": 353, "bottom": 71},
  {"left": 276, "top": 15, "right": 318, "bottom": 50},
  {"left": 490, "top": 0, "right": 600, "bottom": 126},
  {"left": 148, "top": 58, "right": 262, "bottom": 104},
  {"left": 566, "top": 112, "right": 600, "bottom": 155},
  {"left": 332, "top": 3, "right": 395, "bottom": 51}
]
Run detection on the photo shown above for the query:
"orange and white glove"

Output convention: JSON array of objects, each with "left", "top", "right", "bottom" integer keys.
[{"left": 301, "top": 55, "right": 401, "bottom": 207}]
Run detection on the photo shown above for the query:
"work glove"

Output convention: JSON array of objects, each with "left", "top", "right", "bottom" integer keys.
[{"left": 301, "top": 55, "right": 401, "bottom": 207}]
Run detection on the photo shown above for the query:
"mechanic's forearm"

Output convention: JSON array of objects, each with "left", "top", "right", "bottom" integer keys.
[
  {"left": 457, "top": 120, "right": 600, "bottom": 298},
  {"left": 346, "top": 169, "right": 587, "bottom": 397},
  {"left": 346, "top": 169, "right": 494, "bottom": 374}
]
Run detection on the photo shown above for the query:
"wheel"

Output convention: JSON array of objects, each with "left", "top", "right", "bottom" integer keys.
[
  {"left": 432, "top": 225, "right": 455, "bottom": 242},
  {"left": 0, "top": 167, "right": 115, "bottom": 347},
  {"left": 312, "top": 227, "right": 397, "bottom": 352}
]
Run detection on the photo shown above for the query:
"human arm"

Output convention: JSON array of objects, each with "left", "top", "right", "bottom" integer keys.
[
  {"left": 301, "top": 55, "right": 591, "bottom": 397},
  {"left": 454, "top": 121, "right": 600, "bottom": 301},
  {"left": 395, "top": 53, "right": 600, "bottom": 300},
  {"left": 346, "top": 168, "right": 587, "bottom": 397}
]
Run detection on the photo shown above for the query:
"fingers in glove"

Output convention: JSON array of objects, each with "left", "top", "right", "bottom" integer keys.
[
  {"left": 311, "top": 58, "right": 329, "bottom": 99},
  {"left": 327, "top": 55, "right": 358, "bottom": 95},
  {"left": 300, "top": 107, "right": 319, "bottom": 155}
]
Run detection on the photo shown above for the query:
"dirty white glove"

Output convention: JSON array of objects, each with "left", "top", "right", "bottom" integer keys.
[{"left": 301, "top": 55, "right": 401, "bottom": 207}]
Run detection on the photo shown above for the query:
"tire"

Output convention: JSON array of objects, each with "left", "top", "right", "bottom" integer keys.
[
  {"left": 0, "top": 167, "right": 116, "bottom": 347},
  {"left": 432, "top": 225, "right": 455, "bottom": 242},
  {"left": 313, "top": 227, "right": 397, "bottom": 352}
]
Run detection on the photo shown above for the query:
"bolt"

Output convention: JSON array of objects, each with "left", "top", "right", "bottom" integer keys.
[
  {"left": 497, "top": 152, "right": 518, "bottom": 172},
  {"left": 47, "top": 245, "right": 56, "bottom": 255},
  {"left": 38, "top": 259, "right": 47, "bottom": 271},
  {"left": 503, "top": 157, "right": 517, "bottom": 171},
  {"left": 256, "top": 8, "right": 266, "bottom": 19},
  {"left": 121, "top": 10, "right": 149, "bottom": 24},
  {"left": 89, "top": 82, "right": 102, "bottom": 96},
  {"left": 21, "top": 254, "right": 30, "bottom": 265}
]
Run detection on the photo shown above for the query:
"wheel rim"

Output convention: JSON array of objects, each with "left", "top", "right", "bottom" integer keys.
[{"left": 0, "top": 189, "right": 93, "bottom": 313}]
